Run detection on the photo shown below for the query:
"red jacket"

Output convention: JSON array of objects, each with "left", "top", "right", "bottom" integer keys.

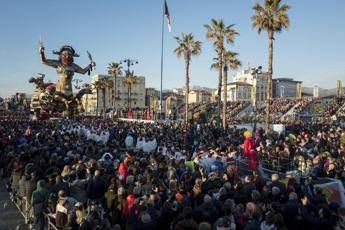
[{"left": 242, "top": 137, "right": 254, "bottom": 156}]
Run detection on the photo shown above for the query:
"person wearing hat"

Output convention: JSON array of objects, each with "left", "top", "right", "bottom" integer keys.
[{"left": 73, "top": 202, "right": 85, "bottom": 227}]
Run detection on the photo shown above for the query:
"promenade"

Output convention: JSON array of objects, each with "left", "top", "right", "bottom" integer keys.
[{"left": 0, "top": 180, "right": 26, "bottom": 230}]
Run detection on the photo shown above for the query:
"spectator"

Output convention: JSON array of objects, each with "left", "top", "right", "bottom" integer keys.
[{"left": 87, "top": 170, "right": 106, "bottom": 203}]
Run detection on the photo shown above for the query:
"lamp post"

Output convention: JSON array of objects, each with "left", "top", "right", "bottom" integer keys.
[
  {"left": 120, "top": 59, "right": 139, "bottom": 111},
  {"left": 120, "top": 59, "right": 139, "bottom": 76}
]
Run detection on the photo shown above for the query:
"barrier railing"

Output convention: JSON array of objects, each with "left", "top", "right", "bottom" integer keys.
[
  {"left": 46, "top": 213, "right": 58, "bottom": 230},
  {"left": 5, "top": 183, "right": 58, "bottom": 230},
  {"left": 10, "top": 195, "right": 30, "bottom": 224},
  {"left": 234, "top": 156, "right": 298, "bottom": 178}
]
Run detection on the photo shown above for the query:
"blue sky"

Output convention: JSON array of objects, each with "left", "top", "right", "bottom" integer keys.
[{"left": 0, "top": 0, "right": 344, "bottom": 97}]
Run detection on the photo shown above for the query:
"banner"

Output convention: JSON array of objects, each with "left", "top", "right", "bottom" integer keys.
[
  {"left": 313, "top": 85, "right": 319, "bottom": 98},
  {"left": 314, "top": 178, "right": 345, "bottom": 207},
  {"left": 337, "top": 80, "right": 343, "bottom": 97},
  {"left": 296, "top": 82, "right": 302, "bottom": 99}
]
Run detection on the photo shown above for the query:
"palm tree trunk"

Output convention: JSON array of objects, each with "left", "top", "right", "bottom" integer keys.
[
  {"left": 114, "top": 75, "right": 116, "bottom": 109},
  {"left": 103, "top": 88, "right": 106, "bottom": 115},
  {"left": 128, "top": 85, "right": 131, "bottom": 109},
  {"left": 222, "top": 66, "right": 228, "bottom": 129},
  {"left": 217, "top": 48, "right": 223, "bottom": 127},
  {"left": 96, "top": 89, "right": 99, "bottom": 116},
  {"left": 266, "top": 30, "right": 274, "bottom": 133},
  {"left": 85, "top": 94, "right": 89, "bottom": 116},
  {"left": 185, "top": 60, "right": 190, "bottom": 124}
]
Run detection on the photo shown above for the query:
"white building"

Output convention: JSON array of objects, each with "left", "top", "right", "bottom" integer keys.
[
  {"left": 313, "top": 85, "right": 320, "bottom": 98},
  {"left": 85, "top": 74, "right": 146, "bottom": 113},
  {"left": 188, "top": 90, "right": 211, "bottom": 104},
  {"left": 220, "top": 67, "right": 268, "bottom": 105},
  {"left": 224, "top": 82, "right": 252, "bottom": 102},
  {"left": 172, "top": 88, "right": 184, "bottom": 95}
]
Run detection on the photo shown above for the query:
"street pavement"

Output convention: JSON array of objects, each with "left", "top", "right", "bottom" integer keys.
[{"left": 0, "top": 180, "right": 27, "bottom": 230}]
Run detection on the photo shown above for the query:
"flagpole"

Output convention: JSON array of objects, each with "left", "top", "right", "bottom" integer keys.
[{"left": 160, "top": 1, "right": 165, "bottom": 119}]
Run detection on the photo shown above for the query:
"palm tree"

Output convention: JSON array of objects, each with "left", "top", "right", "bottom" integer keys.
[
  {"left": 123, "top": 73, "right": 137, "bottom": 109},
  {"left": 222, "top": 51, "right": 241, "bottom": 129},
  {"left": 204, "top": 19, "right": 238, "bottom": 126},
  {"left": 107, "top": 62, "right": 123, "bottom": 108},
  {"left": 92, "top": 81, "right": 101, "bottom": 115},
  {"left": 93, "top": 77, "right": 113, "bottom": 115},
  {"left": 174, "top": 33, "right": 202, "bottom": 123},
  {"left": 251, "top": 0, "right": 290, "bottom": 132}
]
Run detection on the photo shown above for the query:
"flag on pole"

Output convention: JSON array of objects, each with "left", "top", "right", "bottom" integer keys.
[{"left": 164, "top": 0, "right": 171, "bottom": 32}]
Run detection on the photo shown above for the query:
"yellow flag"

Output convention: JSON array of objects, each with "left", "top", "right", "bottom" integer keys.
[
  {"left": 337, "top": 80, "right": 343, "bottom": 97},
  {"left": 296, "top": 82, "right": 302, "bottom": 99}
]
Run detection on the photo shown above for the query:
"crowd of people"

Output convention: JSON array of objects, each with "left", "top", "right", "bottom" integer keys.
[
  {"left": 255, "top": 98, "right": 299, "bottom": 123},
  {"left": 291, "top": 98, "right": 312, "bottom": 115},
  {"left": 321, "top": 97, "right": 345, "bottom": 118},
  {"left": 1, "top": 104, "right": 345, "bottom": 230},
  {"left": 338, "top": 104, "right": 345, "bottom": 117},
  {"left": 100, "top": 97, "right": 344, "bottom": 126}
]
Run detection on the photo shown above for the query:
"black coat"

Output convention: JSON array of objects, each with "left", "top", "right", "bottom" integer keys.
[
  {"left": 270, "top": 181, "right": 287, "bottom": 196},
  {"left": 87, "top": 176, "right": 106, "bottom": 200},
  {"left": 283, "top": 200, "right": 300, "bottom": 229}
]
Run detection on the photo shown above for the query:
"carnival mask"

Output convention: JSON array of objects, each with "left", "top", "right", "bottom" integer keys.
[{"left": 61, "top": 51, "right": 73, "bottom": 66}]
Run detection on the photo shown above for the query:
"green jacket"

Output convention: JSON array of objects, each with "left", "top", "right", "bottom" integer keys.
[{"left": 31, "top": 182, "right": 49, "bottom": 206}]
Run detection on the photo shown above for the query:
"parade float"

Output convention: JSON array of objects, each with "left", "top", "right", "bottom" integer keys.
[{"left": 29, "top": 42, "right": 95, "bottom": 119}]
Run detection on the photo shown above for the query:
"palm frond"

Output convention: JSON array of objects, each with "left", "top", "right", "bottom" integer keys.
[{"left": 251, "top": 0, "right": 290, "bottom": 34}]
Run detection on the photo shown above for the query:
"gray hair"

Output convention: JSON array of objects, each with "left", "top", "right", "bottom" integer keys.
[{"left": 271, "top": 174, "right": 279, "bottom": 181}]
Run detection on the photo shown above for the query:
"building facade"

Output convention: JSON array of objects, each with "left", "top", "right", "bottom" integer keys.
[
  {"left": 145, "top": 88, "right": 160, "bottom": 107},
  {"left": 165, "top": 94, "right": 183, "bottom": 118},
  {"left": 218, "top": 67, "right": 268, "bottom": 104},
  {"left": 85, "top": 74, "right": 146, "bottom": 113},
  {"left": 188, "top": 90, "right": 211, "bottom": 104},
  {"left": 272, "top": 78, "right": 302, "bottom": 98},
  {"left": 224, "top": 82, "right": 252, "bottom": 102}
]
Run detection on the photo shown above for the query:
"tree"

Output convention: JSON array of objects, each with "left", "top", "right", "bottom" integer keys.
[
  {"left": 93, "top": 76, "right": 113, "bottom": 115},
  {"left": 222, "top": 51, "right": 241, "bottom": 129},
  {"left": 251, "top": 0, "right": 290, "bottom": 132},
  {"left": 204, "top": 19, "right": 238, "bottom": 126},
  {"left": 123, "top": 73, "right": 137, "bottom": 109},
  {"left": 174, "top": 33, "right": 202, "bottom": 123},
  {"left": 107, "top": 62, "right": 123, "bottom": 108},
  {"left": 92, "top": 81, "right": 101, "bottom": 115}
]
